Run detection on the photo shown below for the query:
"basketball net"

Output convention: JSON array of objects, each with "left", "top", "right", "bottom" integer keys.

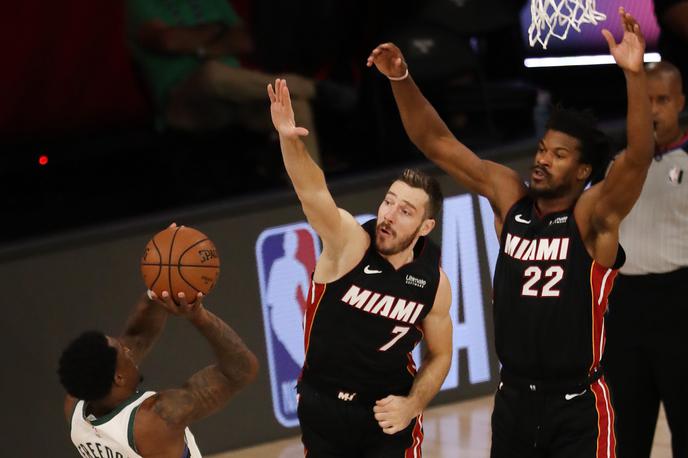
[{"left": 529, "top": 0, "right": 606, "bottom": 49}]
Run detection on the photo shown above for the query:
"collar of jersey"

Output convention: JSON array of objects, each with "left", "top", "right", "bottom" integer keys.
[
  {"left": 656, "top": 130, "right": 688, "bottom": 157},
  {"left": 86, "top": 390, "right": 147, "bottom": 426}
]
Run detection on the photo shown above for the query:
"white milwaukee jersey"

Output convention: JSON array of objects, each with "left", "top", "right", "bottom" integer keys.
[
  {"left": 70, "top": 391, "right": 201, "bottom": 458},
  {"left": 619, "top": 145, "right": 688, "bottom": 275}
]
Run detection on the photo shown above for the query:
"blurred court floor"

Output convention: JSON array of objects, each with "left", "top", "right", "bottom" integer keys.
[{"left": 210, "top": 395, "right": 671, "bottom": 457}]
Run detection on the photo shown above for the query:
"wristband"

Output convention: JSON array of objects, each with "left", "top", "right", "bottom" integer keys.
[{"left": 388, "top": 69, "right": 409, "bottom": 81}]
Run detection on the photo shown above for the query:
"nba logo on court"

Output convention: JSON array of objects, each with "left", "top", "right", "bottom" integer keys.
[{"left": 256, "top": 222, "right": 321, "bottom": 427}]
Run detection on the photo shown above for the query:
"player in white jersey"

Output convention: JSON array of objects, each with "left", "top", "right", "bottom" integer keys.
[
  {"left": 605, "top": 61, "right": 688, "bottom": 458},
  {"left": 58, "top": 244, "right": 259, "bottom": 457}
]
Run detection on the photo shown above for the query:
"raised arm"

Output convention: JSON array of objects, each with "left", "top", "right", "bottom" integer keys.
[
  {"left": 373, "top": 270, "right": 452, "bottom": 434},
  {"left": 135, "top": 292, "right": 258, "bottom": 455},
  {"left": 584, "top": 9, "right": 653, "bottom": 238},
  {"left": 366, "top": 44, "right": 525, "bottom": 219},
  {"left": 268, "top": 79, "right": 366, "bottom": 258},
  {"left": 118, "top": 291, "right": 168, "bottom": 366}
]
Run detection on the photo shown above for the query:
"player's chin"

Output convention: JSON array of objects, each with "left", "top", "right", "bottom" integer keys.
[{"left": 377, "top": 242, "right": 399, "bottom": 256}]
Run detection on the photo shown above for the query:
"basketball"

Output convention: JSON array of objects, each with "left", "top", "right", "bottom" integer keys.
[{"left": 140, "top": 225, "right": 220, "bottom": 304}]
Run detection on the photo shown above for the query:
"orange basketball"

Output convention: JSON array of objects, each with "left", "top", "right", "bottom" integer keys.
[{"left": 140, "top": 225, "right": 220, "bottom": 304}]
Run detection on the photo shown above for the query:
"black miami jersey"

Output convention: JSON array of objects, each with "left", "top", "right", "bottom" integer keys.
[
  {"left": 300, "top": 219, "right": 441, "bottom": 399},
  {"left": 493, "top": 196, "right": 625, "bottom": 381}
]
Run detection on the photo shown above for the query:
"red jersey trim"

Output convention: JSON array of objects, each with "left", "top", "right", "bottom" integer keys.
[
  {"left": 304, "top": 281, "right": 327, "bottom": 358},
  {"left": 588, "top": 261, "right": 618, "bottom": 373},
  {"left": 404, "top": 414, "right": 424, "bottom": 458},
  {"left": 590, "top": 376, "right": 617, "bottom": 458}
]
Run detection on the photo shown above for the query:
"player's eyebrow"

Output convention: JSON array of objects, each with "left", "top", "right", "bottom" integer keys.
[
  {"left": 387, "top": 191, "right": 418, "bottom": 211},
  {"left": 539, "top": 140, "right": 572, "bottom": 154}
]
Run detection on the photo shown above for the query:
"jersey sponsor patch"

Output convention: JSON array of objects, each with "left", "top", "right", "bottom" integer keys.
[{"left": 405, "top": 274, "right": 427, "bottom": 288}]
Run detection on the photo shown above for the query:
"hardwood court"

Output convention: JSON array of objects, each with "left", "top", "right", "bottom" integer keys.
[{"left": 210, "top": 395, "right": 671, "bottom": 458}]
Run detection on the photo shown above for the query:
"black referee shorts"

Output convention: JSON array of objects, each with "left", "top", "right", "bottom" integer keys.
[{"left": 297, "top": 381, "right": 423, "bottom": 458}]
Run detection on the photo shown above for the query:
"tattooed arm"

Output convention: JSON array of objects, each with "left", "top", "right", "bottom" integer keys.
[
  {"left": 134, "top": 292, "right": 259, "bottom": 456},
  {"left": 118, "top": 292, "right": 168, "bottom": 366}
]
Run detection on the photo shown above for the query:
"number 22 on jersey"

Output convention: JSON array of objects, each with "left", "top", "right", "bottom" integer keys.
[{"left": 521, "top": 265, "right": 564, "bottom": 297}]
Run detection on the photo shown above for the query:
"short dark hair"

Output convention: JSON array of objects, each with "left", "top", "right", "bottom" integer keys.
[
  {"left": 58, "top": 331, "right": 116, "bottom": 401},
  {"left": 546, "top": 106, "right": 612, "bottom": 185},
  {"left": 396, "top": 168, "right": 444, "bottom": 219},
  {"left": 647, "top": 61, "right": 683, "bottom": 93}
]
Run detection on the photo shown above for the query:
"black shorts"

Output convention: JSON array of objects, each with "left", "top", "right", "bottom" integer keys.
[
  {"left": 297, "top": 381, "right": 423, "bottom": 457},
  {"left": 491, "top": 376, "right": 616, "bottom": 458}
]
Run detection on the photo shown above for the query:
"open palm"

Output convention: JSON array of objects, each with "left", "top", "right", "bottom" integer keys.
[
  {"left": 267, "top": 78, "right": 309, "bottom": 139},
  {"left": 602, "top": 7, "right": 646, "bottom": 74}
]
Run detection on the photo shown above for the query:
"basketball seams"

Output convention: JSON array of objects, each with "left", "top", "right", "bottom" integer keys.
[
  {"left": 177, "top": 268, "right": 204, "bottom": 297},
  {"left": 177, "top": 238, "right": 217, "bottom": 296},
  {"left": 177, "top": 238, "right": 211, "bottom": 262},
  {"left": 149, "top": 238, "right": 163, "bottom": 291},
  {"left": 168, "top": 227, "right": 181, "bottom": 305}
]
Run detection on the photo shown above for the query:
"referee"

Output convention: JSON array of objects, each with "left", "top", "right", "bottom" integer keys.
[{"left": 604, "top": 61, "right": 688, "bottom": 458}]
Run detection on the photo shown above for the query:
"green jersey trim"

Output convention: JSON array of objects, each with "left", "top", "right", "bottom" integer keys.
[{"left": 87, "top": 391, "right": 146, "bottom": 426}]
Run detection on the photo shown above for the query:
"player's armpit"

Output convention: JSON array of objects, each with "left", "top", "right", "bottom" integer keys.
[{"left": 574, "top": 184, "right": 623, "bottom": 267}]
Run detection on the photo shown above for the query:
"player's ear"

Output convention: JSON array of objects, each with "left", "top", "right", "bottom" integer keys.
[
  {"left": 678, "top": 93, "right": 685, "bottom": 113},
  {"left": 420, "top": 218, "right": 435, "bottom": 236},
  {"left": 113, "top": 372, "right": 125, "bottom": 387},
  {"left": 577, "top": 164, "right": 592, "bottom": 182}
]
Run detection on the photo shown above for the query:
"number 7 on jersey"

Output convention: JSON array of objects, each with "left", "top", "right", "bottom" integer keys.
[{"left": 379, "top": 326, "right": 410, "bottom": 351}]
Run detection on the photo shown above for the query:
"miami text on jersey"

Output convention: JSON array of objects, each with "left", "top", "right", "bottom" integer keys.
[
  {"left": 504, "top": 234, "right": 570, "bottom": 261},
  {"left": 341, "top": 284, "right": 426, "bottom": 324}
]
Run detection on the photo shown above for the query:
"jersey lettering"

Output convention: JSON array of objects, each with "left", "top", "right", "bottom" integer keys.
[
  {"left": 504, "top": 234, "right": 570, "bottom": 261},
  {"left": 340, "top": 284, "right": 425, "bottom": 324},
  {"left": 76, "top": 442, "right": 124, "bottom": 458}
]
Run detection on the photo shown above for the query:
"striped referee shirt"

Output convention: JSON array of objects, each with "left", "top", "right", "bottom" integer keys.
[{"left": 618, "top": 132, "right": 688, "bottom": 275}]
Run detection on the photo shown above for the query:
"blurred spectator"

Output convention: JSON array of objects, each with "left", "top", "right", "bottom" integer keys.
[
  {"left": 126, "top": 0, "right": 321, "bottom": 163},
  {"left": 654, "top": 0, "right": 688, "bottom": 94}
]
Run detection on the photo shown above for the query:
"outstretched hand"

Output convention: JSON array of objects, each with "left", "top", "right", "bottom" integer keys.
[
  {"left": 602, "top": 7, "right": 646, "bottom": 74},
  {"left": 366, "top": 43, "right": 408, "bottom": 79},
  {"left": 267, "top": 78, "right": 309, "bottom": 139}
]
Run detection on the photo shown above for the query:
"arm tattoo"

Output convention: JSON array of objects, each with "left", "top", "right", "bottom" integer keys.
[{"left": 154, "top": 309, "right": 257, "bottom": 426}]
